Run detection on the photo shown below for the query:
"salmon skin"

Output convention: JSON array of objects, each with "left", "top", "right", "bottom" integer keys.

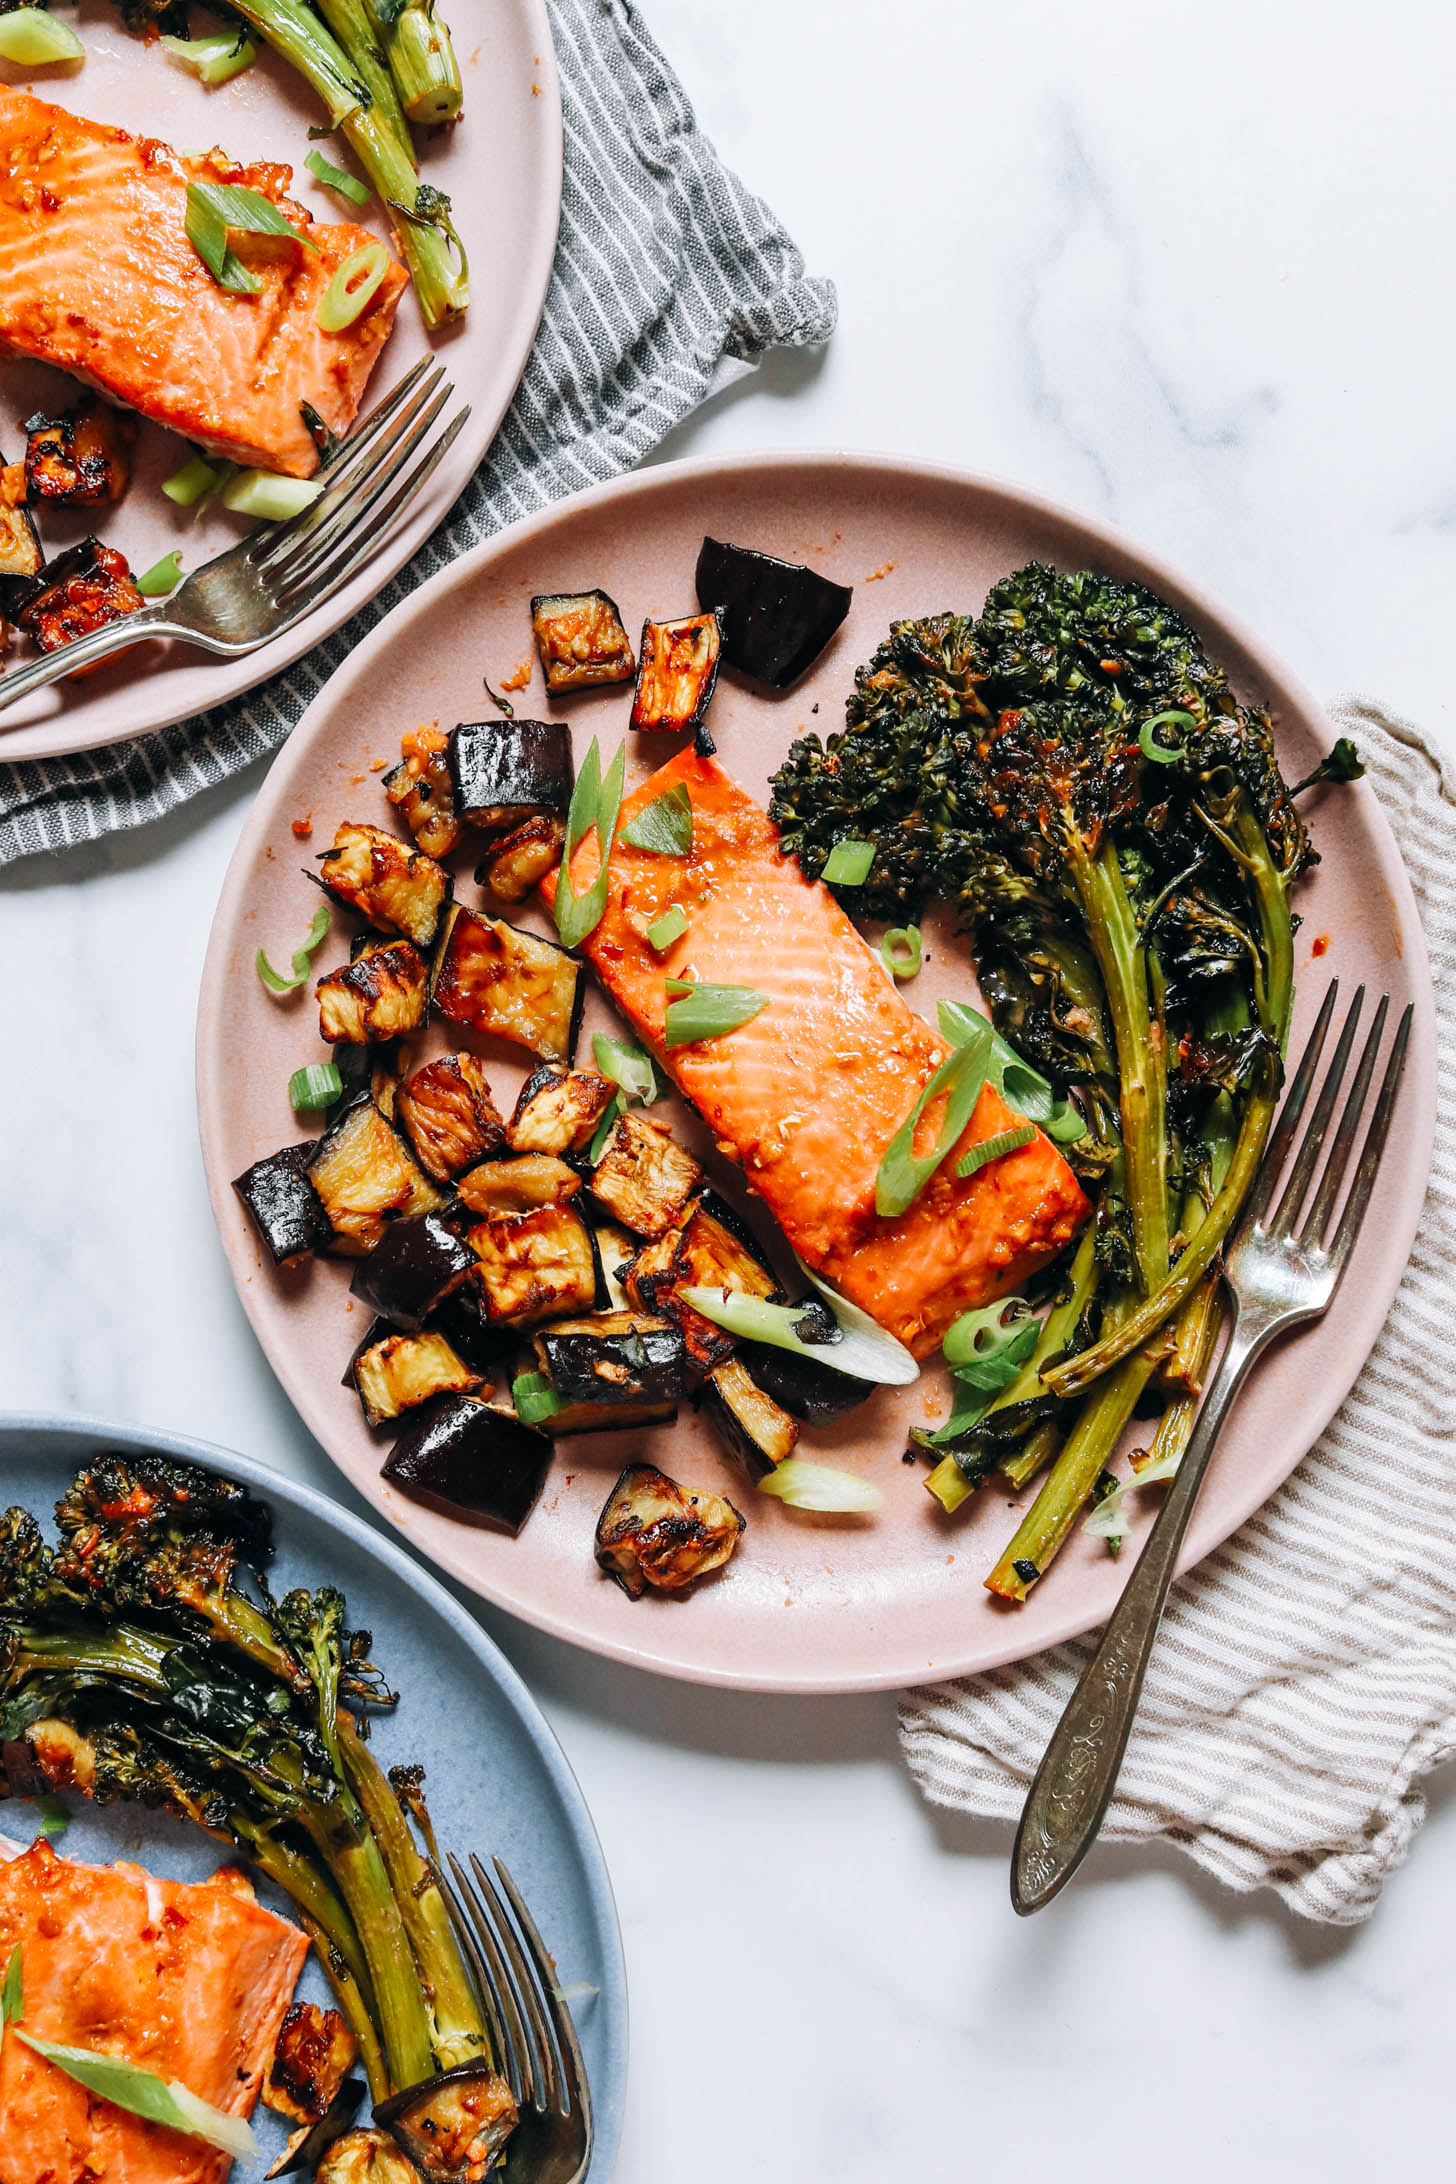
[
  {"left": 0, "top": 87, "right": 407, "bottom": 478},
  {"left": 0, "top": 1837, "right": 308, "bottom": 2184},
  {"left": 554, "top": 748, "right": 1089, "bottom": 1357}
]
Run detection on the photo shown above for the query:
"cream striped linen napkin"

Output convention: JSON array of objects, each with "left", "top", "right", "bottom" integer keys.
[{"left": 900, "top": 701, "right": 1456, "bottom": 1924}]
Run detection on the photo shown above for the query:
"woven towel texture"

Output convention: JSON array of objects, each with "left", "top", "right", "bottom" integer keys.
[
  {"left": 0, "top": 0, "right": 835, "bottom": 866},
  {"left": 900, "top": 702, "right": 1455, "bottom": 1925}
]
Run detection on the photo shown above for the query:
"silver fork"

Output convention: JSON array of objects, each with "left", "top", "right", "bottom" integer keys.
[
  {"left": 1011, "top": 977, "right": 1414, "bottom": 1915},
  {"left": 440, "top": 1852, "right": 594, "bottom": 2184},
  {"left": 0, "top": 356, "right": 469, "bottom": 715}
]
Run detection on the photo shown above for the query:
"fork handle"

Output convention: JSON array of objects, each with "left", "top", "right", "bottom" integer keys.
[
  {"left": 1010, "top": 1303, "right": 1273, "bottom": 1914},
  {"left": 0, "top": 604, "right": 182, "bottom": 718}
]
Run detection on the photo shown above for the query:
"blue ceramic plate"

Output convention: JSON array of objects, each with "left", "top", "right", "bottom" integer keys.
[{"left": 0, "top": 1414, "right": 627, "bottom": 2181}]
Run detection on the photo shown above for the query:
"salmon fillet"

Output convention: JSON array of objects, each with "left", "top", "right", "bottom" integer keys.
[
  {"left": 0, "top": 1838, "right": 308, "bottom": 2184},
  {"left": 554, "top": 748, "right": 1089, "bottom": 1355},
  {"left": 0, "top": 87, "right": 407, "bottom": 478}
]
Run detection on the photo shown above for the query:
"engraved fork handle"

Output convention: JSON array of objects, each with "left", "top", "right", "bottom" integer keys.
[
  {"left": 1011, "top": 1301, "right": 1275, "bottom": 1914},
  {"left": 0, "top": 605, "right": 197, "bottom": 718}
]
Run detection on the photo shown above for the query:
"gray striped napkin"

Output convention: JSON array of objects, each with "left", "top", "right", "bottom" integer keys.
[
  {"left": 901, "top": 701, "right": 1456, "bottom": 1925},
  {"left": 0, "top": 0, "right": 835, "bottom": 867}
]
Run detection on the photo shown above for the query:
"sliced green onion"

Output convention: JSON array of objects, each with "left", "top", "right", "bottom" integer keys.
[
  {"left": 222, "top": 469, "right": 323, "bottom": 522},
  {"left": 591, "top": 1032, "right": 661, "bottom": 1108},
  {"left": 135, "top": 551, "right": 184, "bottom": 599},
  {"left": 33, "top": 1796, "right": 68, "bottom": 1842},
  {"left": 1, "top": 1945, "right": 20, "bottom": 2028},
  {"left": 161, "top": 31, "right": 256, "bottom": 84},
  {"left": 257, "top": 905, "right": 331, "bottom": 995},
  {"left": 875, "top": 1027, "right": 992, "bottom": 1218},
  {"left": 794, "top": 1258, "right": 921, "bottom": 1383},
  {"left": 757, "top": 1460, "right": 882, "bottom": 1515},
  {"left": 646, "top": 904, "right": 688, "bottom": 954},
  {"left": 317, "top": 240, "right": 393, "bottom": 332},
  {"left": 185, "top": 180, "right": 318, "bottom": 297},
  {"left": 880, "top": 926, "right": 921, "bottom": 979},
  {"left": 822, "top": 838, "right": 876, "bottom": 887},
  {"left": 955, "top": 1123, "right": 1035, "bottom": 1180},
  {"left": 663, "top": 979, "right": 768, "bottom": 1049},
  {"left": 588, "top": 1090, "right": 625, "bottom": 1163},
  {"left": 621, "top": 783, "right": 693, "bottom": 857},
  {"left": 1083, "top": 1444, "right": 1181, "bottom": 1545},
  {"left": 305, "top": 146, "right": 371, "bottom": 206},
  {"left": 678, "top": 1286, "right": 918, "bottom": 1387},
  {"left": 1138, "top": 708, "right": 1196, "bottom": 764},
  {"left": 512, "top": 1372, "right": 562, "bottom": 1427},
  {"left": 161, "top": 455, "right": 221, "bottom": 508},
  {"left": 0, "top": 8, "right": 81, "bottom": 63},
  {"left": 13, "top": 2033, "right": 257, "bottom": 2160},
  {"left": 926, "top": 1298, "right": 1039, "bottom": 1443},
  {"left": 288, "top": 1062, "right": 343, "bottom": 1111},
  {"left": 938, "top": 999, "right": 1087, "bottom": 1145},
  {"left": 554, "top": 738, "right": 626, "bottom": 949}
]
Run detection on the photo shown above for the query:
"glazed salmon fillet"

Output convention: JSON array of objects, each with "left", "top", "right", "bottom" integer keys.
[
  {"left": 555, "top": 748, "right": 1089, "bottom": 1355},
  {"left": 0, "top": 1837, "right": 308, "bottom": 2184},
  {"left": 0, "top": 87, "right": 407, "bottom": 478}
]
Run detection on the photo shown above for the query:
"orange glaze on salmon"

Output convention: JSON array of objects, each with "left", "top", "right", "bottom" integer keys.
[
  {"left": 551, "top": 748, "right": 1090, "bottom": 1357},
  {"left": 0, "top": 1838, "right": 308, "bottom": 2184},
  {"left": 0, "top": 87, "right": 407, "bottom": 478}
]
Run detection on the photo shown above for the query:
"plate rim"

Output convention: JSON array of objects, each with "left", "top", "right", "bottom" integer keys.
[
  {"left": 195, "top": 444, "right": 1437, "bottom": 1693},
  {"left": 0, "top": 1405, "right": 629, "bottom": 2180}
]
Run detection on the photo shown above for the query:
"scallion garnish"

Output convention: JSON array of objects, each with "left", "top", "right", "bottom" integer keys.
[
  {"left": 1138, "top": 709, "right": 1195, "bottom": 764},
  {"left": 588, "top": 1091, "right": 625, "bottom": 1162},
  {"left": 938, "top": 999, "right": 1087, "bottom": 1145},
  {"left": 880, "top": 925, "right": 922, "bottom": 979},
  {"left": 1, "top": 1944, "right": 20, "bottom": 2032},
  {"left": 185, "top": 180, "right": 318, "bottom": 297},
  {"left": 161, "top": 30, "right": 256, "bottom": 84},
  {"left": 221, "top": 469, "right": 323, "bottom": 522},
  {"left": 926, "top": 1297, "right": 1040, "bottom": 1442},
  {"left": 677, "top": 1286, "right": 918, "bottom": 1386},
  {"left": 135, "top": 551, "right": 184, "bottom": 598},
  {"left": 822, "top": 838, "right": 875, "bottom": 886},
  {"left": 663, "top": 979, "right": 768, "bottom": 1049},
  {"left": 874, "top": 1026, "right": 992, "bottom": 1218},
  {"left": 256, "top": 905, "right": 331, "bottom": 995},
  {"left": 645, "top": 904, "right": 688, "bottom": 954},
  {"left": 621, "top": 782, "right": 693, "bottom": 857},
  {"left": 1083, "top": 1444, "right": 1181, "bottom": 1547},
  {"left": 591, "top": 1032, "right": 662, "bottom": 1108},
  {"left": 0, "top": 8, "right": 82, "bottom": 63},
  {"left": 512, "top": 1372, "right": 562, "bottom": 1426},
  {"left": 305, "top": 146, "right": 371, "bottom": 206},
  {"left": 161, "top": 455, "right": 221, "bottom": 508},
  {"left": 955, "top": 1123, "right": 1036, "bottom": 1179},
  {"left": 553, "top": 738, "right": 626, "bottom": 949},
  {"left": 33, "top": 1795, "right": 69, "bottom": 1841},
  {"left": 757, "top": 1460, "right": 883, "bottom": 1514},
  {"left": 12, "top": 2032, "right": 258, "bottom": 2160},
  {"left": 317, "top": 240, "right": 393, "bottom": 331},
  {"left": 288, "top": 1062, "right": 343, "bottom": 1111}
]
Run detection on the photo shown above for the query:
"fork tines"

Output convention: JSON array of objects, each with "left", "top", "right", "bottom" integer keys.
[{"left": 442, "top": 1851, "right": 588, "bottom": 2127}]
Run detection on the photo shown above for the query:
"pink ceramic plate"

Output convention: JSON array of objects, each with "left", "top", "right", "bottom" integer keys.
[
  {"left": 196, "top": 451, "right": 1435, "bottom": 1693},
  {"left": 0, "top": 0, "right": 561, "bottom": 763}
]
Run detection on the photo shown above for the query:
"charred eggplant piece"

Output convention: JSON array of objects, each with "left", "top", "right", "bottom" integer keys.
[
  {"left": 594, "top": 1463, "right": 744, "bottom": 1599},
  {"left": 265, "top": 2001, "right": 359, "bottom": 2128},
  {"left": 629, "top": 608, "right": 724, "bottom": 749},
  {"left": 314, "top": 2131, "right": 417, "bottom": 2184},
  {"left": 702, "top": 1355, "right": 799, "bottom": 1478},
  {"left": 695, "top": 536, "right": 852, "bottom": 687},
  {"left": 314, "top": 821, "right": 451, "bottom": 949},
  {"left": 267, "top": 2078, "right": 367, "bottom": 2178},
  {"left": 395, "top": 1053, "right": 506, "bottom": 1182},
  {"left": 535, "top": 1310, "right": 687, "bottom": 1407},
  {"left": 317, "top": 939, "right": 429, "bottom": 1045},
  {"left": 530, "top": 588, "right": 636, "bottom": 691},
  {"left": 0, "top": 457, "right": 40, "bottom": 597},
  {"left": 465, "top": 1202, "right": 599, "bottom": 1325},
  {"left": 383, "top": 725, "right": 460, "bottom": 859},
  {"left": 308, "top": 1095, "right": 449, "bottom": 1255},
  {"left": 457, "top": 1153, "right": 581, "bottom": 1214},
  {"left": 630, "top": 1191, "right": 782, "bottom": 1368},
  {"left": 591, "top": 1219, "right": 638, "bottom": 1313},
  {"left": 432, "top": 906, "right": 584, "bottom": 1064},
  {"left": 349, "top": 1210, "right": 478, "bottom": 1329},
  {"left": 738, "top": 1336, "right": 872, "bottom": 1423},
  {"left": 352, "top": 1326, "right": 482, "bottom": 1427},
  {"left": 24, "top": 402, "right": 132, "bottom": 505},
  {"left": 476, "top": 812, "right": 567, "bottom": 904},
  {"left": 448, "top": 718, "right": 573, "bottom": 831},
  {"left": 383, "top": 1397, "right": 551, "bottom": 1537},
  {"left": 16, "top": 539, "right": 144, "bottom": 660},
  {"left": 507, "top": 1063, "right": 615, "bottom": 1155},
  {"left": 426, "top": 1280, "right": 506, "bottom": 1374},
  {"left": 232, "top": 1142, "right": 333, "bottom": 1265},
  {"left": 375, "top": 2062, "right": 519, "bottom": 2180},
  {"left": 590, "top": 1110, "right": 702, "bottom": 1237}
]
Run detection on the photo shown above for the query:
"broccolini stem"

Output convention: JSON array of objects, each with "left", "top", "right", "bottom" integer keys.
[
  {"left": 314, "top": 0, "right": 412, "bottom": 141},
  {"left": 299, "top": 1800, "right": 436, "bottom": 2093},
  {"left": 1001, "top": 1418, "right": 1063, "bottom": 1492}
]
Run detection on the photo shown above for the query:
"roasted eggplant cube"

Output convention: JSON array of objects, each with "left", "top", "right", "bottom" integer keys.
[
  {"left": 591, "top": 1220, "right": 638, "bottom": 1313},
  {"left": 477, "top": 813, "right": 567, "bottom": 904},
  {"left": 738, "top": 1337, "right": 871, "bottom": 1423},
  {"left": 629, "top": 609, "right": 724, "bottom": 747},
  {"left": 315, "top": 2130, "right": 418, "bottom": 2184},
  {"left": 24, "top": 402, "right": 132, "bottom": 506},
  {"left": 349, "top": 1210, "right": 479, "bottom": 1329},
  {"left": 535, "top": 1311, "right": 687, "bottom": 1408},
  {"left": 383, "top": 1396, "right": 552, "bottom": 1537},
  {"left": 16, "top": 539, "right": 143, "bottom": 658},
  {"left": 702, "top": 1355, "right": 799, "bottom": 1479},
  {"left": 265, "top": 2002, "right": 358, "bottom": 2129},
  {"left": 383, "top": 725, "right": 460, "bottom": 859},
  {"left": 315, "top": 821, "right": 450, "bottom": 949},
  {"left": 352, "top": 1327, "right": 482, "bottom": 1428},
  {"left": 232, "top": 1142, "right": 333, "bottom": 1265},
  {"left": 594, "top": 1463, "right": 744, "bottom": 1599},
  {"left": 395, "top": 1052, "right": 506, "bottom": 1182},
  {"left": 0, "top": 458, "right": 40, "bottom": 592},
  {"left": 695, "top": 536, "right": 853, "bottom": 687},
  {"left": 457, "top": 1154, "right": 581, "bottom": 1215},
  {"left": 376, "top": 2068, "right": 520, "bottom": 2181},
  {"left": 426, "top": 1280, "right": 507, "bottom": 1374},
  {"left": 316, "top": 939, "right": 428, "bottom": 1045},
  {"left": 507, "top": 1064, "right": 615, "bottom": 1155},
  {"left": 307, "top": 1096, "right": 449, "bottom": 1255},
  {"left": 649, "top": 1192, "right": 783, "bottom": 1367},
  {"left": 432, "top": 907, "right": 584, "bottom": 1064},
  {"left": 590, "top": 1111, "right": 702, "bottom": 1237},
  {"left": 448, "top": 719, "right": 573, "bottom": 831},
  {"left": 529, "top": 589, "right": 636, "bottom": 692},
  {"left": 466, "top": 1202, "right": 599, "bottom": 1325}
]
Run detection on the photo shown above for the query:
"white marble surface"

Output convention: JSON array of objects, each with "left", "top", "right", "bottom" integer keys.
[{"left": 4, "top": 1, "right": 1456, "bottom": 2174}]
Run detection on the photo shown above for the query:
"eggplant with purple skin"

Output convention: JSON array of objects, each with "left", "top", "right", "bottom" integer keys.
[
  {"left": 476, "top": 812, "right": 566, "bottom": 904},
  {"left": 317, "top": 940, "right": 429, "bottom": 1046},
  {"left": 507, "top": 1064, "right": 615, "bottom": 1155},
  {"left": 534, "top": 1310, "right": 687, "bottom": 1407},
  {"left": 702, "top": 1355, "right": 800, "bottom": 1478},
  {"left": 382, "top": 1396, "right": 552, "bottom": 1537},
  {"left": 349, "top": 1210, "right": 478, "bottom": 1329},
  {"left": 313, "top": 822, "right": 452, "bottom": 950},
  {"left": 374, "top": 2062, "right": 520, "bottom": 2180},
  {"left": 233, "top": 1142, "right": 334, "bottom": 1264},
  {"left": 447, "top": 719, "right": 573, "bottom": 831},
  {"left": 0, "top": 455, "right": 40, "bottom": 599},
  {"left": 432, "top": 905, "right": 585, "bottom": 1065},
  {"left": 16, "top": 538, "right": 144, "bottom": 655},
  {"left": 351, "top": 1325, "right": 484, "bottom": 1428},
  {"left": 737, "top": 1327, "right": 872, "bottom": 1423},
  {"left": 464, "top": 1201, "right": 601, "bottom": 1325},
  {"left": 23, "top": 402, "right": 132, "bottom": 505},
  {"left": 594, "top": 1463, "right": 744, "bottom": 1598},
  {"left": 629, "top": 608, "right": 724, "bottom": 750},
  {"left": 529, "top": 588, "right": 636, "bottom": 691},
  {"left": 627, "top": 1191, "right": 783, "bottom": 1369},
  {"left": 695, "top": 536, "right": 853, "bottom": 687},
  {"left": 267, "top": 2077, "right": 367, "bottom": 2178},
  {"left": 308, "top": 1096, "right": 450, "bottom": 1257},
  {"left": 425, "top": 1281, "right": 506, "bottom": 1374},
  {"left": 395, "top": 1053, "right": 506, "bottom": 1183},
  {"left": 382, "top": 727, "right": 460, "bottom": 861}
]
